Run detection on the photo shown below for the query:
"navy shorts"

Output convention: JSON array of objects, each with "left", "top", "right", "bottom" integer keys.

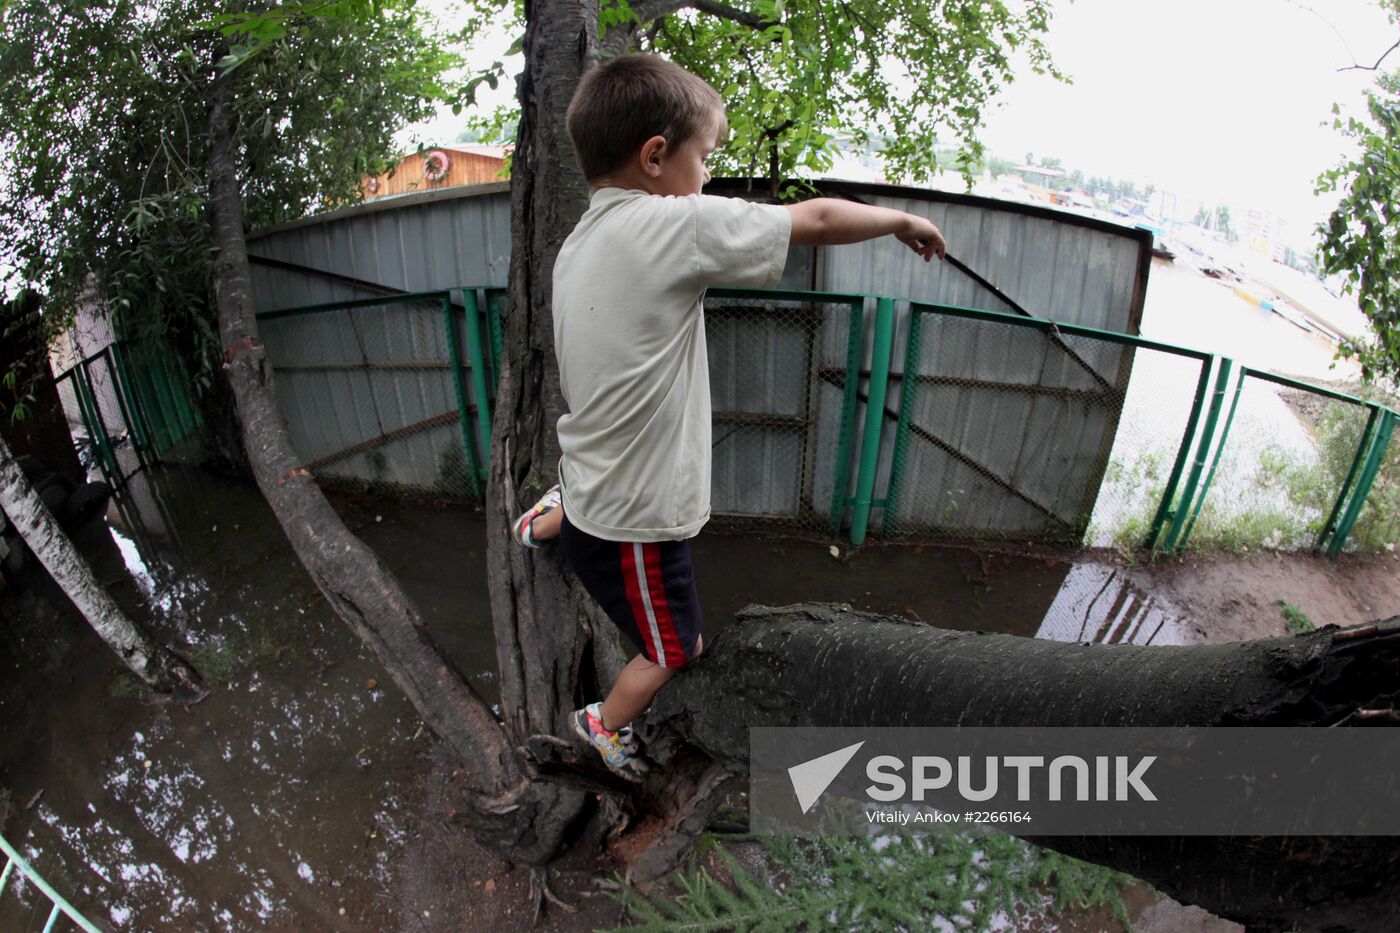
[{"left": 560, "top": 511, "right": 702, "bottom": 669}]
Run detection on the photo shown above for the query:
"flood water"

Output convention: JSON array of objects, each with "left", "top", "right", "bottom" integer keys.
[{"left": 0, "top": 464, "right": 1208, "bottom": 930}]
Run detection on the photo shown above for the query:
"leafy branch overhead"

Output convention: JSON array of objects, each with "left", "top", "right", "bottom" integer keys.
[
  {"left": 461, "top": 0, "right": 1065, "bottom": 192},
  {"left": 0, "top": 0, "right": 453, "bottom": 393},
  {"left": 1317, "top": 0, "right": 1400, "bottom": 386}
]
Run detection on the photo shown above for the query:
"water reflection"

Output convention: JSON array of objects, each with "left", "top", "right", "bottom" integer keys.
[
  {"left": 1, "top": 465, "right": 423, "bottom": 929},
  {"left": 1035, "top": 563, "right": 1197, "bottom": 645}
]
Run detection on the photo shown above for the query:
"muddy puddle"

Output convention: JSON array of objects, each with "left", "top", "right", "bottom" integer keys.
[{"left": 1, "top": 465, "right": 1217, "bottom": 930}]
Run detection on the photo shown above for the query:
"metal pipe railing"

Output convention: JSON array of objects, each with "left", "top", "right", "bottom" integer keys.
[
  {"left": 0, "top": 833, "right": 102, "bottom": 933},
  {"left": 1162, "top": 357, "right": 1235, "bottom": 554}
]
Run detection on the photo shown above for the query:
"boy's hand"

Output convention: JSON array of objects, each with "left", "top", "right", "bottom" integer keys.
[{"left": 898, "top": 215, "right": 946, "bottom": 262}]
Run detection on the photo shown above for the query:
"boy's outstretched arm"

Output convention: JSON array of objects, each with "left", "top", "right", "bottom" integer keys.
[{"left": 785, "top": 198, "right": 946, "bottom": 262}]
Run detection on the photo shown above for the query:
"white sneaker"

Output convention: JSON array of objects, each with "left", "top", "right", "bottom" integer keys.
[
  {"left": 511, "top": 485, "right": 561, "bottom": 548},
  {"left": 570, "top": 701, "right": 648, "bottom": 782}
]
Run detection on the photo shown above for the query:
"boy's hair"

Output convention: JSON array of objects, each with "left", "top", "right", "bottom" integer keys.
[{"left": 566, "top": 54, "right": 727, "bottom": 181}]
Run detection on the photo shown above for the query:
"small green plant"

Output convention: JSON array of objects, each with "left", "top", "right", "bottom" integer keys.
[
  {"left": 1112, "top": 513, "right": 1153, "bottom": 553},
  {"left": 1277, "top": 599, "right": 1316, "bottom": 635},
  {"left": 1096, "top": 449, "right": 1168, "bottom": 550},
  {"left": 365, "top": 448, "right": 389, "bottom": 481},
  {"left": 437, "top": 441, "right": 468, "bottom": 491}
]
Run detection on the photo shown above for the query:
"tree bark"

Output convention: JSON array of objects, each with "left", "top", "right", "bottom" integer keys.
[
  {"left": 483, "top": 0, "right": 634, "bottom": 862},
  {"left": 204, "top": 56, "right": 569, "bottom": 862},
  {"left": 626, "top": 602, "right": 1400, "bottom": 932},
  {"left": 0, "top": 433, "right": 206, "bottom": 699}
]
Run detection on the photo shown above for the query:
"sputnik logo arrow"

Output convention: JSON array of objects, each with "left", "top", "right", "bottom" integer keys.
[{"left": 788, "top": 741, "right": 865, "bottom": 813}]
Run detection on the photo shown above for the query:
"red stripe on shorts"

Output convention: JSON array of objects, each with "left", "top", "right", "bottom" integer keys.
[
  {"left": 619, "top": 543, "right": 659, "bottom": 663},
  {"left": 642, "top": 543, "right": 687, "bottom": 666}
]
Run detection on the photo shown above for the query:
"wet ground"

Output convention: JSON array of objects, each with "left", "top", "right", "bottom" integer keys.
[{"left": 7, "top": 463, "right": 1394, "bottom": 930}]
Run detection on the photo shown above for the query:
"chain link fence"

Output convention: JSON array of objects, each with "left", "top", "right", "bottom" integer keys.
[
  {"left": 703, "top": 289, "right": 863, "bottom": 537},
  {"left": 256, "top": 290, "right": 495, "bottom": 501},
  {"left": 1183, "top": 372, "right": 1373, "bottom": 551}
]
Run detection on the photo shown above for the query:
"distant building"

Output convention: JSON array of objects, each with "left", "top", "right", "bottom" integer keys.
[
  {"left": 361, "top": 145, "right": 510, "bottom": 200},
  {"left": 1243, "top": 206, "right": 1288, "bottom": 263},
  {"left": 1009, "top": 164, "right": 1071, "bottom": 205}
]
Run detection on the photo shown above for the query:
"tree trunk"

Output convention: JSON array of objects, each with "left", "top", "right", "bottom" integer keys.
[
  {"left": 621, "top": 602, "right": 1400, "bottom": 932},
  {"left": 0, "top": 433, "right": 206, "bottom": 699},
  {"left": 483, "top": 0, "right": 637, "bottom": 861},
  {"left": 203, "top": 57, "right": 568, "bottom": 863}
]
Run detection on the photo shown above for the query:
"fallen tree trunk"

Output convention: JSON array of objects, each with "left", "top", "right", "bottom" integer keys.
[
  {"left": 527, "top": 602, "right": 1400, "bottom": 932},
  {"left": 0, "top": 434, "right": 206, "bottom": 700}
]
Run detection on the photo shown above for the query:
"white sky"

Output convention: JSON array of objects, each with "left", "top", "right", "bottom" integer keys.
[
  {"left": 976, "top": 0, "right": 1396, "bottom": 233},
  {"left": 414, "top": 0, "right": 1398, "bottom": 240}
]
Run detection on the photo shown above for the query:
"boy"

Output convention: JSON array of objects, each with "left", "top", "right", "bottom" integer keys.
[{"left": 511, "top": 54, "right": 945, "bottom": 781}]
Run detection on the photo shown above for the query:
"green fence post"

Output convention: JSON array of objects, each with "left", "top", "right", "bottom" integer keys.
[
  {"left": 827, "top": 298, "right": 866, "bottom": 535},
  {"left": 1163, "top": 356, "right": 1234, "bottom": 554},
  {"left": 1317, "top": 404, "right": 1382, "bottom": 552},
  {"left": 485, "top": 288, "right": 506, "bottom": 390},
  {"left": 881, "top": 308, "right": 924, "bottom": 537},
  {"left": 849, "top": 297, "right": 895, "bottom": 547},
  {"left": 1177, "top": 361, "right": 1245, "bottom": 549},
  {"left": 461, "top": 289, "right": 494, "bottom": 480},
  {"left": 442, "top": 293, "right": 483, "bottom": 500},
  {"left": 1327, "top": 408, "right": 1396, "bottom": 556},
  {"left": 1145, "top": 355, "right": 1217, "bottom": 552}
]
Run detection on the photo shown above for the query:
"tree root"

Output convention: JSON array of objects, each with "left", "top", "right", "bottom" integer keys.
[
  {"left": 528, "top": 864, "right": 578, "bottom": 927},
  {"left": 625, "top": 758, "right": 741, "bottom": 889}
]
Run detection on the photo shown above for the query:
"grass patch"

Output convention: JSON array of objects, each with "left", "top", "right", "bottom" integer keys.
[
  {"left": 1094, "top": 449, "right": 1169, "bottom": 552},
  {"left": 1276, "top": 599, "right": 1316, "bottom": 634},
  {"left": 1281, "top": 382, "right": 1400, "bottom": 554},
  {"left": 602, "top": 830, "right": 1136, "bottom": 932},
  {"left": 1184, "top": 389, "right": 1377, "bottom": 553}
]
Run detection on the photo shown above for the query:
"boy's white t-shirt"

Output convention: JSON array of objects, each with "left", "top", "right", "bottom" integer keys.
[{"left": 552, "top": 186, "right": 792, "bottom": 541}]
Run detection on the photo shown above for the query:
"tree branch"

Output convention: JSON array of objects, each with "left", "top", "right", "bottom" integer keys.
[
  {"left": 628, "top": 0, "right": 764, "bottom": 28},
  {"left": 602, "top": 1, "right": 766, "bottom": 62},
  {"left": 689, "top": 0, "right": 764, "bottom": 29},
  {"left": 1339, "top": 37, "right": 1400, "bottom": 72}
]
